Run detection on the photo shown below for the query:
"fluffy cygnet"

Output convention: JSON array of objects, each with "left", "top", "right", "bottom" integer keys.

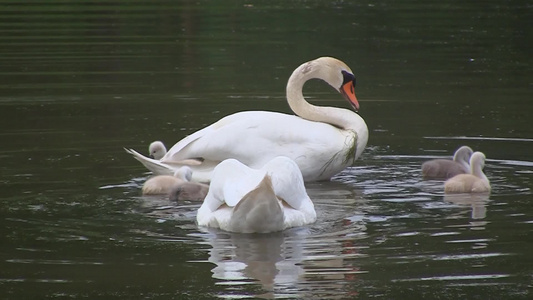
[
  {"left": 149, "top": 140, "right": 202, "bottom": 165},
  {"left": 149, "top": 141, "right": 167, "bottom": 160},
  {"left": 168, "top": 181, "right": 209, "bottom": 202},
  {"left": 142, "top": 166, "right": 192, "bottom": 195},
  {"left": 444, "top": 151, "right": 491, "bottom": 194},
  {"left": 422, "top": 146, "right": 473, "bottom": 179}
]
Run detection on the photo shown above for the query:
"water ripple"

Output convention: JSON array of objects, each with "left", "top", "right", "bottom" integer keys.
[{"left": 393, "top": 273, "right": 511, "bottom": 282}]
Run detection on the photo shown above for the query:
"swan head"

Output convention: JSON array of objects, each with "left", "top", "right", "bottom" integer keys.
[
  {"left": 298, "top": 57, "right": 359, "bottom": 111},
  {"left": 173, "top": 166, "right": 193, "bottom": 182},
  {"left": 149, "top": 141, "right": 167, "bottom": 160}
]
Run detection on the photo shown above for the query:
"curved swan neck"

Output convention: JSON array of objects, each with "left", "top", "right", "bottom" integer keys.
[
  {"left": 472, "top": 164, "right": 488, "bottom": 182},
  {"left": 286, "top": 62, "right": 358, "bottom": 130},
  {"left": 453, "top": 146, "right": 473, "bottom": 171},
  {"left": 286, "top": 64, "right": 316, "bottom": 117}
]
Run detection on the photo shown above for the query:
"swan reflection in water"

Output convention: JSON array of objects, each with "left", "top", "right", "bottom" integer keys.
[
  {"left": 198, "top": 182, "right": 367, "bottom": 298},
  {"left": 200, "top": 225, "right": 365, "bottom": 299},
  {"left": 203, "top": 229, "right": 305, "bottom": 290},
  {"left": 444, "top": 193, "right": 490, "bottom": 220},
  {"left": 136, "top": 178, "right": 367, "bottom": 298}
]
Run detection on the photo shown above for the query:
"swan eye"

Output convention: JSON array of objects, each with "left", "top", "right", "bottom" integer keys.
[{"left": 341, "top": 70, "right": 356, "bottom": 88}]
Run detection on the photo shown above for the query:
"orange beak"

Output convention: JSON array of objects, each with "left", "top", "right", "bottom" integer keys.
[{"left": 340, "top": 81, "right": 359, "bottom": 111}]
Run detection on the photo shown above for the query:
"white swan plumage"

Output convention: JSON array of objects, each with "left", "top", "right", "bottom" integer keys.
[
  {"left": 125, "top": 57, "right": 368, "bottom": 182},
  {"left": 196, "top": 156, "right": 317, "bottom": 233},
  {"left": 444, "top": 151, "right": 491, "bottom": 194},
  {"left": 422, "top": 146, "right": 473, "bottom": 179}
]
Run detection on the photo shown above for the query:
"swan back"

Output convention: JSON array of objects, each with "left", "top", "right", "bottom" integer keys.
[
  {"left": 197, "top": 156, "right": 317, "bottom": 233},
  {"left": 261, "top": 156, "right": 310, "bottom": 210},
  {"left": 149, "top": 141, "right": 167, "bottom": 160},
  {"left": 262, "top": 156, "right": 316, "bottom": 225},
  {"left": 202, "top": 158, "right": 268, "bottom": 211}
]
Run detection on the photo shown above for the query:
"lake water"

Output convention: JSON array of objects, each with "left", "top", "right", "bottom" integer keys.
[{"left": 1, "top": 1, "right": 531, "bottom": 299}]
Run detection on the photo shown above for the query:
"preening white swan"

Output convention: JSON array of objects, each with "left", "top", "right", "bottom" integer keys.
[
  {"left": 142, "top": 166, "right": 192, "bottom": 195},
  {"left": 444, "top": 152, "right": 491, "bottom": 194},
  {"left": 125, "top": 57, "right": 368, "bottom": 182},
  {"left": 196, "top": 156, "right": 317, "bottom": 233},
  {"left": 422, "top": 146, "right": 473, "bottom": 179}
]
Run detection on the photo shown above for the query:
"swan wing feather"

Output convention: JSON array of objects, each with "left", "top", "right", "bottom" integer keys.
[
  {"left": 124, "top": 148, "right": 174, "bottom": 175},
  {"left": 204, "top": 158, "right": 268, "bottom": 208},
  {"left": 262, "top": 156, "right": 308, "bottom": 210},
  {"left": 162, "top": 111, "right": 351, "bottom": 179}
]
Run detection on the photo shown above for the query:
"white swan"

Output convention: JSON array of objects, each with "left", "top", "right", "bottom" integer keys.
[
  {"left": 142, "top": 166, "right": 192, "bottom": 195},
  {"left": 422, "top": 146, "right": 473, "bottom": 179},
  {"left": 444, "top": 152, "right": 491, "bottom": 194},
  {"left": 125, "top": 57, "right": 368, "bottom": 182},
  {"left": 197, "top": 156, "right": 317, "bottom": 233}
]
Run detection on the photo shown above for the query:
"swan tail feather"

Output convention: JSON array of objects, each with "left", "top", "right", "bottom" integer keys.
[
  {"left": 124, "top": 148, "right": 174, "bottom": 175},
  {"left": 163, "top": 125, "right": 214, "bottom": 161},
  {"left": 229, "top": 176, "right": 284, "bottom": 233}
]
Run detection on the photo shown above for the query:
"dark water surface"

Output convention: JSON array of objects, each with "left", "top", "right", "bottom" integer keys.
[{"left": 1, "top": 1, "right": 531, "bottom": 299}]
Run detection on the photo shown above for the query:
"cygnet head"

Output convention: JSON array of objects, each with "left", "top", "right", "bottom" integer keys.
[
  {"left": 469, "top": 152, "right": 486, "bottom": 174},
  {"left": 174, "top": 166, "right": 193, "bottom": 182},
  {"left": 453, "top": 146, "right": 474, "bottom": 163},
  {"left": 149, "top": 141, "right": 167, "bottom": 160}
]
